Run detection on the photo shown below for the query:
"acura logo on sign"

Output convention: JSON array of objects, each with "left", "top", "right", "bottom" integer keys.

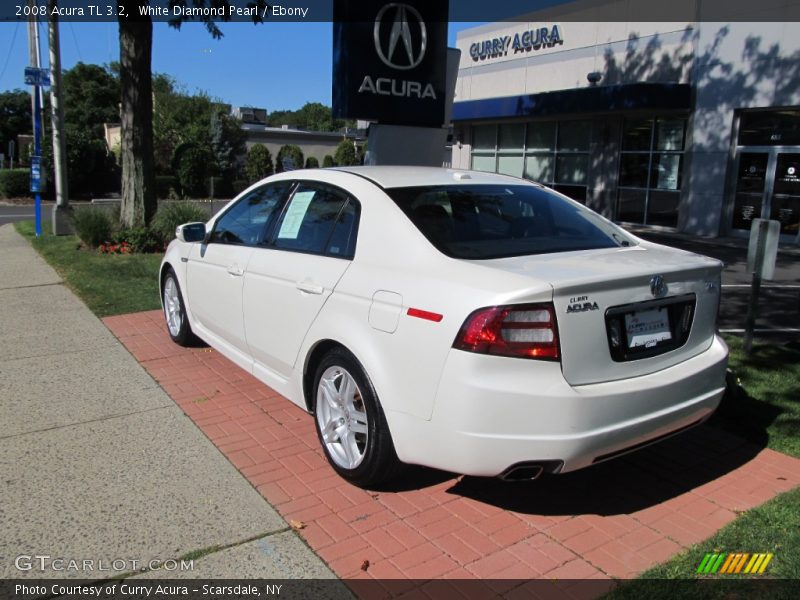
[
  {"left": 373, "top": 3, "right": 427, "bottom": 70},
  {"left": 650, "top": 275, "right": 667, "bottom": 298}
]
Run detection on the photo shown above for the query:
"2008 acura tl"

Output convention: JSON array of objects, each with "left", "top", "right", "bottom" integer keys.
[{"left": 160, "top": 167, "right": 728, "bottom": 487}]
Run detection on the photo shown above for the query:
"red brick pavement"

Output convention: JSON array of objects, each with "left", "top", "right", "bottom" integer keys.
[{"left": 104, "top": 310, "right": 800, "bottom": 588}]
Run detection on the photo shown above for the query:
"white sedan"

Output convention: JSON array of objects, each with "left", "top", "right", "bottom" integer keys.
[{"left": 160, "top": 167, "right": 728, "bottom": 488}]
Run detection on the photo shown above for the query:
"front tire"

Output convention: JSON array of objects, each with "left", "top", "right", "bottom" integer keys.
[
  {"left": 162, "top": 268, "right": 197, "bottom": 346},
  {"left": 313, "top": 348, "right": 401, "bottom": 488}
]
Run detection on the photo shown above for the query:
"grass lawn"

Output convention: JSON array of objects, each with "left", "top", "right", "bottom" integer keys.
[
  {"left": 609, "top": 335, "right": 800, "bottom": 596},
  {"left": 15, "top": 220, "right": 164, "bottom": 317}
]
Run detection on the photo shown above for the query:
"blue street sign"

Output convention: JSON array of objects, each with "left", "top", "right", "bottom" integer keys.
[
  {"left": 24, "top": 67, "right": 51, "bottom": 87},
  {"left": 30, "top": 155, "right": 42, "bottom": 193}
]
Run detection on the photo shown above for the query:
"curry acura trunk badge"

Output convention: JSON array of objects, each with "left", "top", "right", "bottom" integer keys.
[
  {"left": 650, "top": 275, "right": 667, "bottom": 298},
  {"left": 566, "top": 295, "right": 599, "bottom": 313}
]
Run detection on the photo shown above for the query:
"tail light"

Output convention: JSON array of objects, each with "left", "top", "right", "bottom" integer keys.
[{"left": 453, "top": 303, "right": 560, "bottom": 360}]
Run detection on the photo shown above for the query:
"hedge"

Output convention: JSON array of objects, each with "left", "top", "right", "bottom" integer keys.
[{"left": 0, "top": 169, "right": 32, "bottom": 198}]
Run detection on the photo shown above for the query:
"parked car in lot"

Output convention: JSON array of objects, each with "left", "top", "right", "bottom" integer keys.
[{"left": 160, "top": 167, "right": 728, "bottom": 487}]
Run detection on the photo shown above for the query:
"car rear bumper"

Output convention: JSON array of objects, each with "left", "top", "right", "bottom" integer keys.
[{"left": 387, "top": 335, "right": 728, "bottom": 477}]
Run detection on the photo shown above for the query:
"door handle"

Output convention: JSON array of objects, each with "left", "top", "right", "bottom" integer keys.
[
  {"left": 296, "top": 280, "right": 324, "bottom": 295},
  {"left": 227, "top": 265, "right": 244, "bottom": 277}
]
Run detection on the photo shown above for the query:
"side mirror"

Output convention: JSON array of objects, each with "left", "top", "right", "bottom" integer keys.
[{"left": 176, "top": 222, "right": 207, "bottom": 243}]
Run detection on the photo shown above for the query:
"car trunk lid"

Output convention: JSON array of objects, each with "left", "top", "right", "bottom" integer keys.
[{"left": 480, "top": 243, "right": 723, "bottom": 385}]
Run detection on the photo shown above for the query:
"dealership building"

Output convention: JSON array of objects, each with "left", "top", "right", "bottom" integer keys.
[{"left": 450, "top": 2, "right": 800, "bottom": 243}]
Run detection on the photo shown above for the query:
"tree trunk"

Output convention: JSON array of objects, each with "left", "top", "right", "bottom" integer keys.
[{"left": 118, "top": 2, "right": 156, "bottom": 228}]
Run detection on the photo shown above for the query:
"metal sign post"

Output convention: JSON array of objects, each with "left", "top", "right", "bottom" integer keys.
[
  {"left": 25, "top": 66, "right": 49, "bottom": 237},
  {"left": 743, "top": 218, "right": 780, "bottom": 354}
]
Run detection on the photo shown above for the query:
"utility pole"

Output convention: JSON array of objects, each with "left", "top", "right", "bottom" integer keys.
[
  {"left": 48, "top": 0, "right": 70, "bottom": 234},
  {"left": 27, "top": 0, "right": 43, "bottom": 237}
]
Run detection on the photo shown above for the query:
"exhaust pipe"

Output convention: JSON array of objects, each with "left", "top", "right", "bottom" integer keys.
[{"left": 499, "top": 463, "right": 545, "bottom": 482}]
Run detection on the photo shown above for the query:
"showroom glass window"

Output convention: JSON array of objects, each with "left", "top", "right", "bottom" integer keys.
[
  {"left": 470, "top": 120, "right": 592, "bottom": 203},
  {"left": 272, "top": 182, "right": 359, "bottom": 258},
  {"left": 617, "top": 117, "right": 686, "bottom": 227},
  {"left": 210, "top": 181, "right": 293, "bottom": 245}
]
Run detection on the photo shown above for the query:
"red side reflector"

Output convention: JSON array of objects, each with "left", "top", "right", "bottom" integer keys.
[{"left": 407, "top": 308, "right": 443, "bottom": 322}]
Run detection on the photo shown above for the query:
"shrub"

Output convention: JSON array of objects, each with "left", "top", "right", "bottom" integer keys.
[
  {"left": 275, "top": 144, "right": 304, "bottom": 173},
  {"left": 322, "top": 155, "right": 334, "bottom": 168},
  {"left": 71, "top": 205, "right": 114, "bottom": 248},
  {"left": 116, "top": 227, "right": 163, "bottom": 253},
  {"left": 173, "top": 143, "right": 213, "bottom": 198},
  {"left": 334, "top": 139, "right": 359, "bottom": 166},
  {"left": 152, "top": 202, "right": 209, "bottom": 244},
  {"left": 155, "top": 176, "right": 179, "bottom": 200},
  {"left": 208, "top": 176, "right": 233, "bottom": 199},
  {"left": 0, "top": 169, "right": 31, "bottom": 198},
  {"left": 305, "top": 156, "right": 320, "bottom": 169},
  {"left": 232, "top": 179, "right": 250, "bottom": 196},
  {"left": 245, "top": 144, "right": 274, "bottom": 183}
]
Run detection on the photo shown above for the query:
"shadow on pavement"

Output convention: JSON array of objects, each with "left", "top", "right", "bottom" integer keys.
[{"left": 446, "top": 421, "right": 766, "bottom": 516}]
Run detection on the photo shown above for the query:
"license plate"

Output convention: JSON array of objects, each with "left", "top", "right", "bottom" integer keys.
[{"left": 625, "top": 308, "right": 672, "bottom": 349}]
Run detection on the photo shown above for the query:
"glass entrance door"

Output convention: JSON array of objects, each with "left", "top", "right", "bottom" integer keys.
[
  {"left": 731, "top": 148, "right": 800, "bottom": 242},
  {"left": 770, "top": 153, "right": 800, "bottom": 239}
]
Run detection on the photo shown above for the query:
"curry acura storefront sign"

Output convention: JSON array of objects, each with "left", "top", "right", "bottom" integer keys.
[
  {"left": 332, "top": 0, "right": 448, "bottom": 127},
  {"left": 469, "top": 25, "right": 564, "bottom": 62}
]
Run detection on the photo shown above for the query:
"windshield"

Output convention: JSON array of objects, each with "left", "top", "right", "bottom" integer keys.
[{"left": 386, "top": 184, "right": 630, "bottom": 259}]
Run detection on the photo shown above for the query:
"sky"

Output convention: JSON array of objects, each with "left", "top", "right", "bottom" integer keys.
[{"left": 0, "top": 19, "right": 484, "bottom": 112}]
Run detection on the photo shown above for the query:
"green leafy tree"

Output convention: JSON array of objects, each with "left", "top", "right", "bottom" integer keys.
[
  {"left": 117, "top": 0, "right": 265, "bottom": 228},
  {"left": 0, "top": 90, "right": 32, "bottom": 163},
  {"left": 334, "top": 139, "right": 359, "bottom": 166},
  {"left": 275, "top": 145, "right": 304, "bottom": 173},
  {"left": 245, "top": 144, "right": 273, "bottom": 182},
  {"left": 62, "top": 63, "right": 120, "bottom": 139},
  {"left": 322, "top": 154, "right": 334, "bottom": 168},
  {"left": 268, "top": 102, "right": 353, "bottom": 132},
  {"left": 305, "top": 156, "right": 319, "bottom": 168}
]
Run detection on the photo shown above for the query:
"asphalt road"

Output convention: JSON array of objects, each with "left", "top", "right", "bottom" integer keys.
[{"left": 0, "top": 203, "right": 42, "bottom": 226}]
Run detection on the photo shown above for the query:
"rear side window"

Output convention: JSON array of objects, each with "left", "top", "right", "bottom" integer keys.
[
  {"left": 210, "top": 181, "right": 292, "bottom": 246},
  {"left": 387, "top": 184, "right": 625, "bottom": 259},
  {"left": 272, "top": 183, "right": 359, "bottom": 258}
]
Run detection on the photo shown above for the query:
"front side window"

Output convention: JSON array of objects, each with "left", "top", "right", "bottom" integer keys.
[
  {"left": 272, "top": 183, "right": 359, "bottom": 257},
  {"left": 387, "top": 184, "right": 627, "bottom": 260},
  {"left": 210, "top": 181, "right": 292, "bottom": 245}
]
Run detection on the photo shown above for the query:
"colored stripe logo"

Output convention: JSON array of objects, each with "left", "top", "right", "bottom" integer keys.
[{"left": 696, "top": 552, "right": 774, "bottom": 574}]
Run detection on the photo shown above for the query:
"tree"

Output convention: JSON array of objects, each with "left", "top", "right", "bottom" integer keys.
[
  {"left": 275, "top": 145, "right": 304, "bottom": 173},
  {"left": 305, "top": 156, "right": 319, "bottom": 168},
  {"left": 268, "top": 102, "right": 353, "bottom": 132},
  {"left": 119, "top": 3, "right": 156, "bottom": 227},
  {"left": 334, "top": 139, "right": 359, "bottom": 166},
  {"left": 245, "top": 144, "right": 273, "bottom": 182},
  {"left": 117, "top": 0, "right": 264, "bottom": 228},
  {"left": 322, "top": 155, "right": 335, "bottom": 168},
  {"left": 0, "top": 90, "right": 32, "bottom": 164},
  {"left": 62, "top": 63, "right": 119, "bottom": 139},
  {"left": 210, "top": 110, "right": 246, "bottom": 180}
]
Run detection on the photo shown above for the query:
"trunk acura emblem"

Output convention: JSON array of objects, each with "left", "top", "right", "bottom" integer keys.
[{"left": 650, "top": 275, "right": 667, "bottom": 297}]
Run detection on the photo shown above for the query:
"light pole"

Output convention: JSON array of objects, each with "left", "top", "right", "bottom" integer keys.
[{"left": 48, "top": 0, "right": 70, "bottom": 234}]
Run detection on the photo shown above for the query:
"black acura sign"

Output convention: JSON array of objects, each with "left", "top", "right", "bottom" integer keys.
[{"left": 332, "top": 0, "right": 449, "bottom": 127}]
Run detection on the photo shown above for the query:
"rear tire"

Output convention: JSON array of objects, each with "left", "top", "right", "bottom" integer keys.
[
  {"left": 313, "top": 348, "right": 401, "bottom": 488},
  {"left": 162, "top": 268, "right": 198, "bottom": 347}
]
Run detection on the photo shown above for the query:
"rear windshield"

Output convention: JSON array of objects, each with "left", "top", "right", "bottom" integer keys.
[{"left": 387, "top": 184, "right": 628, "bottom": 259}]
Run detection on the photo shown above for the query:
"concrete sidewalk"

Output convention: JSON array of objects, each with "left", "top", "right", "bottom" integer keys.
[{"left": 0, "top": 223, "right": 337, "bottom": 581}]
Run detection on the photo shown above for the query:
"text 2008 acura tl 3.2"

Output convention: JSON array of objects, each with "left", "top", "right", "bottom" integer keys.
[{"left": 160, "top": 167, "right": 728, "bottom": 488}]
